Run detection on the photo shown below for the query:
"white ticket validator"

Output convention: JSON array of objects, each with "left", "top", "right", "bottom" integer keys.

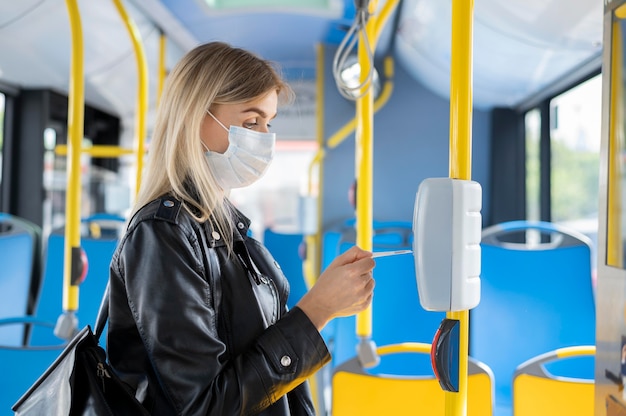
[{"left": 413, "top": 178, "right": 482, "bottom": 311}]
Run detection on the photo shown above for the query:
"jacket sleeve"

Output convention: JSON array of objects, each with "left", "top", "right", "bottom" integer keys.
[{"left": 112, "top": 219, "right": 330, "bottom": 416}]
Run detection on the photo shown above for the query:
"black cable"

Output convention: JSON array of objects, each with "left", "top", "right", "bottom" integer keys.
[
  {"left": 332, "top": 8, "right": 374, "bottom": 100},
  {"left": 354, "top": 0, "right": 370, "bottom": 12},
  {"left": 387, "top": 0, "right": 404, "bottom": 54}
]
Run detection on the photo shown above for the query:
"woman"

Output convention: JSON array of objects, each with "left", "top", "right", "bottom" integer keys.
[{"left": 107, "top": 42, "right": 376, "bottom": 415}]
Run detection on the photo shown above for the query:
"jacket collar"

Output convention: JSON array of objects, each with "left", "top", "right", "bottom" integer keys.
[{"left": 226, "top": 199, "right": 252, "bottom": 241}]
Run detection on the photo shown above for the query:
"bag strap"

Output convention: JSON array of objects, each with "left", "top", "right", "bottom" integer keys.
[{"left": 94, "top": 282, "right": 110, "bottom": 341}]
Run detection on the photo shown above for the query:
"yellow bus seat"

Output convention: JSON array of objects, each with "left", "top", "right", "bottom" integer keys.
[
  {"left": 331, "top": 342, "right": 494, "bottom": 415},
  {"left": 513, "top": 346, "right": 595, "bottom": 416}
]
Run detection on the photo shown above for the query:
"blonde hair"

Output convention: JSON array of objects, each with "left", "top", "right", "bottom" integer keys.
[{"left": 132, "top": 42, "right": 293, "bottom": 251}]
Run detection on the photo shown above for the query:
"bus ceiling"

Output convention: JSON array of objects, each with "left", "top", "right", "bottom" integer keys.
[{"left": 0, "top": 0, "right": 603, "bottom": 122}]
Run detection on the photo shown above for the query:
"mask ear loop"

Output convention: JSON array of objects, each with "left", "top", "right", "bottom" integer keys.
[
  {"left": 207, "top": 110, "right": 229, "bottom": 132},
  {"left": 203, "top": 111, "right": 229, "bottom": 153}
]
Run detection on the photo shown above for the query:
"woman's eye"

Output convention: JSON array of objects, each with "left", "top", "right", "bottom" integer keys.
[{"left": 243, "top": 121, "right": 271, "bottom": 130}]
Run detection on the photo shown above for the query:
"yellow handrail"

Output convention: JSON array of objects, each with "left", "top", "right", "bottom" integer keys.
[
  {"left": 56, "top": 0, "right": 150, "bottom": 336},
  {"left": 303, "top": 43, "right": 394, "bottom": 290},
  {"left": 302, "top": 44, "right": 328, "bottom": 291},
  {"left": 555, "top": 345, "right": 595, "bottom": 359},
  {"left": 326, "top": 61, "right": 394, "bottom": 149},
  {"left": 326, "top": 0, "right": 399, "bottom": 151},
  {"left": 157, "top": 29, "right": 167, "bottom": 105},
  {"left": 55, "top": 144, "right": 135, "bottom": 157},
  {"left": 301, "top": 3, "right": 400, "bottom": 369},
  {"left": 607, "top": 13, "right": 623, "bottom": 267},
  {"left": 353, "top": 0, "right": 400, "bottom": 361},
  {"left": 304, "top": 2, "right": 399, "bottom": 292},
  {"left": 446, "top": 1, "right": 474, "bottom": 415},
  {"left": 354, "top": 0, "right": 378, "bottom": 344},
  {"left": 62, "top": 0, "right": 84, "bottom": 315},
  {"left": 377, "top": 342, "right": 431, "bottom": 355},
  {"left": 301, "top": 0, "right": 400, "bottom": 366},
  {"left": 112, "top": 0, "right": 149, "bottom": 198}
]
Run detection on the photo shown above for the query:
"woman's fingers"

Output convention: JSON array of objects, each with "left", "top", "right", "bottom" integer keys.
[
  {"left": 297, "top": 247, "right": 377, "bottom": 330},
  {"left": 330, "top": 245, "right": 373, "bottom": 268},
  {"left": 344, "top": 256, "right": 376, "bottom": 281}
]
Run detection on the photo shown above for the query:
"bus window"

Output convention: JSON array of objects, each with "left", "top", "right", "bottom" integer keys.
[
  {"left": 42, "top": 127, "right": 59, "bottom": 237},
  {"left": 525, "top": 108, "right": 541, "bottom": 224},
  {"left": 550, "top": 74, "right": 602, "bottom": 266},
  {"left": 42, "top": 129, "right": 129, "bottom": 238}
]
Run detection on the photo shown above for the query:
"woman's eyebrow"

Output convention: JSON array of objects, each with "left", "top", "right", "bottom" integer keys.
[{"left": 242, "top": 107, "right": 277, "bottom": 119}]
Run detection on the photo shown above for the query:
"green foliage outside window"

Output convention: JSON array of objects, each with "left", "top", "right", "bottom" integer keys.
[{"left": 551, "top": 139, "right": 599, "bottom": 222}]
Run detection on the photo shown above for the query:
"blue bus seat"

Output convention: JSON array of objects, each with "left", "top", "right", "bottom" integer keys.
[
  {"left": 29, "top": 214, "right": 125, "bottom": 346},
  {"left": 471, "top": 220, "right": 596, "bottom": 416},
  {"left": 0, "top": 215, "right": 124, "bottom": 412},
  {"left": 322, "top": 219, "right": 445, "bottom": 373},
  {"left": 321, "top": 229, "right": 342, "bottom": 272},
  {"left": 263, "top": 229, "right": 308, "bottom": 309},
  {"left": 0, "top": 319, "right": 66, "bottom": 413},
  {"left": 0, "top": 214, "right": 42, "bottom": 346}
]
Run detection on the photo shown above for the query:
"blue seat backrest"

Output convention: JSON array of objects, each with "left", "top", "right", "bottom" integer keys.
[
  {"left": 263, "top": 229, "right": 307, "bottom": 309},
  {"left": 29, "top": 215, "right": 124, "bottom": 346},
  {"left": 471, "top": 221, "right": 596, "bottom": 416},
  {"left": 323, "top": 219, "right": 446, "bottom": 374},
  {"left": 0, "top": 325, "right": 66, "bottom": 413},
  {"left": 0, "top": 215, "right": 122, "bottom": 413},
  {"left": 0, "top": 214, "right": 41, "bottom": 346},
  {"left": 321, "top": 230, "right": 342, "bottom": 271}
]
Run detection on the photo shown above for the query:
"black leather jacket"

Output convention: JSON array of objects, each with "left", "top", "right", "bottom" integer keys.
[{"left": 107, "top": 196, "right": 330, "bottom": 415}]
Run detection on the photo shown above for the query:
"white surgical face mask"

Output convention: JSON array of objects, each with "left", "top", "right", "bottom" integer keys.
[{"left": 204, "top": 111, "right": 276, "bottom": 190}]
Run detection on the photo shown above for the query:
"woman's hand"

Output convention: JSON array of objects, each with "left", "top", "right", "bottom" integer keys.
[{"left": 296, "top": 245, "right": 376, "bottom": 331}]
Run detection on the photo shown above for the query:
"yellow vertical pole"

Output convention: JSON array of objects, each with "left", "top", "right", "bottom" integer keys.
[
  {"left": 62, "top": 0, "right": 84, "bottom": 315},
  {"left": 305, "top": 43, "right": 327, "bottom": 415},
  {"left": 157, "top": 30, "right": 166, "bottom": 105},
  {"left": 316, "top": 44, "right": 325, "bottom": 281},
  {"left": 112, "top": 0, "right": 149, "bottom": 197},
  {"left": 608, "top": 17, "right": 623, "bottom": 267},
  {"left": 446, "top": 0, "right": 474, "bottom": 415},
  {"left": 355, "top": 0, "right": 378, "bottom": 342}
]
